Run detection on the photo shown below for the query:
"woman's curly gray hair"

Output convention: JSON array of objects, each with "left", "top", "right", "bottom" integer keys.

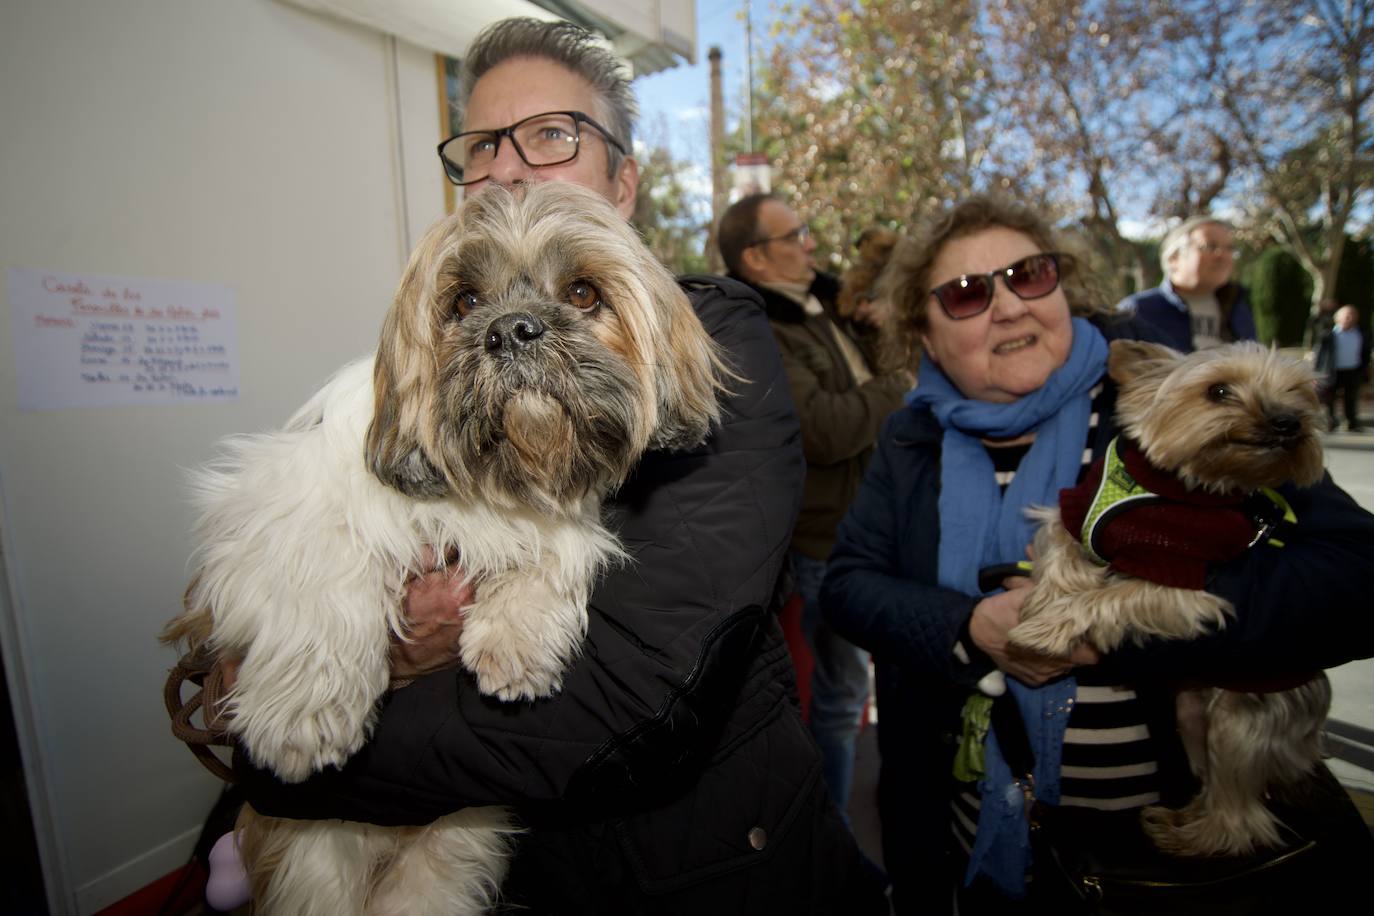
[
  {"left": 460, "top": 18, "right": 637, "bottom": 179},
  {"left": 878, "top": 195, "right": 1109, "bottom": 370}
]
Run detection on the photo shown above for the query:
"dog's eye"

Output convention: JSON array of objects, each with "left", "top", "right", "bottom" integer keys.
[
  {"left": 1207, "top": 383, "right": 1232, "bottom": 402},
  {"left": 454, "top": 289, "right": 480, "bottom": 319},
  {"left": 566, "top": 280, "right": 602, "bottom": 311}
]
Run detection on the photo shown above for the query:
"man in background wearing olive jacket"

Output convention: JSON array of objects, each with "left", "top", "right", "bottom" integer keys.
[{"left": 719, "top": 194, "right": 911, "bottom": 818}]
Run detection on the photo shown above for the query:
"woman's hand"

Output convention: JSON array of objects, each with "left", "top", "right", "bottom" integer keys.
[
  {"left": 390, "top": 547, "right": 475, "bottom": 683},
  {"left": 969, "top": 579, "right": 1098, "bottom": 686}
]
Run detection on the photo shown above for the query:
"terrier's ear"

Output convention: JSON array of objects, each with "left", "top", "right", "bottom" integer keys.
[
  {"left": 364, "top": 216, "right": 458, "bottom": 499},
  {"left": 646, "top": 269, "right": 725, "bottom": 452},
  {"left": 366, "top": 332, "right": 448, "bottom": 498},
  {"left": 1107, "top": 339, "right": 1181, "bottom": 388}
]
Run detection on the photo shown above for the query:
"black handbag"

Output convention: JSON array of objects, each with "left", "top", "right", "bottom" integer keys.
[{"left": 988, "top": 693, "right": 1333, "bottom": 915}]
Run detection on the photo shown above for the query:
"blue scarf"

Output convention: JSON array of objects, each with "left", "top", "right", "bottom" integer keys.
[{"left": 907, "top": 317, "right": 1107, "bottom": 896}]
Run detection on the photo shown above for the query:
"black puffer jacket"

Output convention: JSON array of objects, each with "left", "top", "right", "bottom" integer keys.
[{"left": 235, "top": 277, "right": 888, "bottom": 915}]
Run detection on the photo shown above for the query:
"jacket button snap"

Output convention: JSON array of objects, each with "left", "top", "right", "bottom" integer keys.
[{"left": 748, "top": 827, "right": 767, "bottom": 850}]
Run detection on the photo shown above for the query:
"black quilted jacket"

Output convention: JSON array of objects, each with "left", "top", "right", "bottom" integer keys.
[{"left": 235, "top": 277, "right": 889, "bottom": 914}]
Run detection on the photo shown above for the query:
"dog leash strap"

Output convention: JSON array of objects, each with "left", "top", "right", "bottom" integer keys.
[
  {"left": 164, "top": 645, "right": 236, "bottom": 783},
  {"left": 1245, "top": 487, "right": 1297, "bottom": 548}
]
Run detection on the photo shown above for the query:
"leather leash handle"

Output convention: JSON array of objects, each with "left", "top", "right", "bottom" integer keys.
[{"left": 164, "top": 645, "right": 236, "bottom": 783}]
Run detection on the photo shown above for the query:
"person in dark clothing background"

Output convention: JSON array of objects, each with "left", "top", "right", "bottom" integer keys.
[
  {"left": 1116, "top": 215, "right": 1255, "bottom": 352},
  {"left": 717, "top": 193, "right": 911, "bottom": 820},
  {"left": 227, "top": 18, "right": 887, "bottom": 916},
  {"left": 1316, "top": 304, "right": 1368, "bottom": 432}
]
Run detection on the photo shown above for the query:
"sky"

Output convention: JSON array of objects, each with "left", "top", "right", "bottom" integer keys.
[
  {"left": 626, "top": 2, "right": 777, "bottom": 226},
  {"left": 632, "top": 1, "right": 761, "bottom": 164}
]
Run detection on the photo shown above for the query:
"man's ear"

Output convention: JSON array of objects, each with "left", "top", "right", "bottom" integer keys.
[
  {"left": 741, "top": 243, "right": 768, "bottom": 279},
  {"left": 613, "top": 156, "right": 639, "bottom": 220}
]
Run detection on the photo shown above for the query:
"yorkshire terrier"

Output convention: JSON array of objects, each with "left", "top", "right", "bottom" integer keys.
[{"left": 1009, "top": 339, "right": 1330, "bottom": 857}]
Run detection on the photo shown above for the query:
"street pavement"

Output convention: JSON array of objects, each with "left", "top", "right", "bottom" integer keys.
[{"left": 1321, "top": 422, "right": 1374, "bottom": 799}]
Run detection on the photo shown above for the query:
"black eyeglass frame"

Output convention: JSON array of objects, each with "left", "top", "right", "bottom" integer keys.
[
  {"left": 927, "top": 252, "right": 1068, "bottom": 321},
  {"left": 437, "top": 110, "right": 629, "bottom": 186},
  {"left": 743, "top": 223, "right": 811, "bottom": 249}
]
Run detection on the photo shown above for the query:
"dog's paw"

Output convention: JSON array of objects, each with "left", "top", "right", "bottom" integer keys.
[
  {"left": 466, "top": 646, "right": 563, "bottom": 702},
  {"left": 1141, "top": 798, "right": 1275, "bottom": 857},
  {"left": 1008, "top": 595, "right": 1086, "bottom": 657},
  {"left": 230, "top": 663, "right": 381, "bottom": 781},
  {"left": 459, "top": 613, "right": 565, "bottom": 702},
  {"left": 457, "top": 581, "right": 583, "bottom": 703},
  {"left": 236, "top": 700, "right": 373, "bottom": 782}
]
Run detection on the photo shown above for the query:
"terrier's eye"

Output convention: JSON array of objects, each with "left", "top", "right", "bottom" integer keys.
[
  {"left": 454, "top": 289, "right": 480, "bottom": 319},
  {"left": 566, "top": 280, "right": 602, "bottom": 311},
  {"left": 1207, "top": 383, "right": 1232, "bottom": 402}
]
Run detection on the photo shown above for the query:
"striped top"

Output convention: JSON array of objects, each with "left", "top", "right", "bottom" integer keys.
[{"left": 951, "top": 382, "right": 1160, "bottom": 856}]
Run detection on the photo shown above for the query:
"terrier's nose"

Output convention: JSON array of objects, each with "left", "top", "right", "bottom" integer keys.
[
  {"left": 1268, "top": 413, "right": 1302, "bottom": 439},
  {"left": 484, "top": 312, "right": 545, "bottom": 357}
]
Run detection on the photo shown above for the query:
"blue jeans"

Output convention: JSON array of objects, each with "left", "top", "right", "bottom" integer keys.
[{"left": 792, "top": 551, "right": 869, "bottom": 815}]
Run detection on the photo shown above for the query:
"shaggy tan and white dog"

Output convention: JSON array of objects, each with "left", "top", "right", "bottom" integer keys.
[
  {"left": 1009, "top": 339, "right": 1330, "bottom": 857},
  {"left": 162, "top": 182, "right": 726, "bottom": 914}
]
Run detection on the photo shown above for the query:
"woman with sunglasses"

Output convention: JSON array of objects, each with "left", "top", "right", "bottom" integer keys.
[{"left": 820, "top": 196, "right": 1374, "bottom": 913}]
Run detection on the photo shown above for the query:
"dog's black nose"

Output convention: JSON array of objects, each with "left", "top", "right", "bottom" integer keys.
[
  {"left": 484, "top": 313, "right": 545, "bottom": 357},
  {"left": 1268, "top": 413, "right": 1302, "bottom": 439}
]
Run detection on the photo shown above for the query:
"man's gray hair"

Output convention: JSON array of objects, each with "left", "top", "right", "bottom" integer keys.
[
  {"left": 460, "top": 18, "right": 637, "bottom": 179},
  {"left": 1160, "top": 215, "right": 1234, "bottom": 271}
]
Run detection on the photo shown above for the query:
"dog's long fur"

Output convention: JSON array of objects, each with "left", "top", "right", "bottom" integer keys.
[
  {"left": 163, "top": 182, "right": 726, "bottom": 914},
  {"left": 1009, "top": 339, "right": 1330, "bottom": 857}
]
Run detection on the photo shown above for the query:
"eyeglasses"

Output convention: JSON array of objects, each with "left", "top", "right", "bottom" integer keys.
[
  {"left": 928, "top": 253, "right": 1065, "bottom": 321},
  {"left": 437, "top": 111, "right": 628, "bottom": 187},
  {"left": 745, "top": 223, "right": 811, "bottom": 248}
]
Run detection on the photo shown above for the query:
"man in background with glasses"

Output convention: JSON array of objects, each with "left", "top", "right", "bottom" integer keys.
[
  {"left": 233, "top": 17, "right": 887, "bottom": 915},
  {"left": 1117, "top": 215, "right": 1256, "bottom": 352},
  {"left": 717, "top": 194, "right": 911, "bottom": 832}
]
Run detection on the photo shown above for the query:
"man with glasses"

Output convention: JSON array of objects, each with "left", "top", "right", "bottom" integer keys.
[
  {"left": 1117, "top": 215, "right": 1256, "bottom": 352},
  {"left": 718, "top": 194, "right": 911, "bottom": 828},
  {"left": 232, "top": 17, "right": 887, "bottom": 915}
]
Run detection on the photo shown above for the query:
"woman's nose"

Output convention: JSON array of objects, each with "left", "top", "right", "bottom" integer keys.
[{"left": 989, "top": 276, "right": 1028, "bottom": 320}]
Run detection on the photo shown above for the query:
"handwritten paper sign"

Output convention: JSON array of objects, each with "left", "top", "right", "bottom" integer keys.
[{"left": 7, "top": 268, "right": 240, "bottom": 410}]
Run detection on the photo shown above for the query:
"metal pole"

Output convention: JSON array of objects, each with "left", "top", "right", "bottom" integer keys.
[
  {"left": 708, "top": 46, "right": 727, "bottom": 273},
  {"left": 745, "top": 0, "right": 754, "bottom": 153}
]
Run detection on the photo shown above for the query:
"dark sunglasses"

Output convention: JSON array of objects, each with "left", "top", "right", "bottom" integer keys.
[{"left": 928, "top": 252, "right": 1065, "bottom": 320}]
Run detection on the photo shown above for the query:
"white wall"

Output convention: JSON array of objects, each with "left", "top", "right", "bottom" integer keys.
[{"left": 0, "top": 1, "right": 446, "bottom": 911}]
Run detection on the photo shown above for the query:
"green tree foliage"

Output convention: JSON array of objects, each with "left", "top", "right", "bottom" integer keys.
[
  {"left": 740, "top": 0, "right": 1371, "bottom": 299},
  {"left": 1247, "top": 247, "right": 1312, "bottom": 346},
  {"left": 631, "top": 142, "right": 711, "bottom": 276},
  {"left": 1159, "top": 0, "right": 1374, "bottom": 306},
  {"left": 1335, "top": 235, "right": 1374, "bottom": 316},
  {"left": 981, "top": 0, "right": 1185, "bottom": 299},
  {"left": 1334, "top": 235, "right": 1374, "bottom": 351},
  {"left": 749, "top": 0, "right": 992, "bottom": 273}
]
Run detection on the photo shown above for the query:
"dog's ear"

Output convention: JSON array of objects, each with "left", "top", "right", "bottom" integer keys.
[
  {"left": 552, "top": 181, "right": 725, "bottom": 452},
  {"left": 365, "top": 216, "right": 458, "bottom": 498},
  {"left": 645, "top": 266, "right": 726, "bottom": 451},
  {"left": 1107, "top": 339, "right": 1181, "bottom": 388}
]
